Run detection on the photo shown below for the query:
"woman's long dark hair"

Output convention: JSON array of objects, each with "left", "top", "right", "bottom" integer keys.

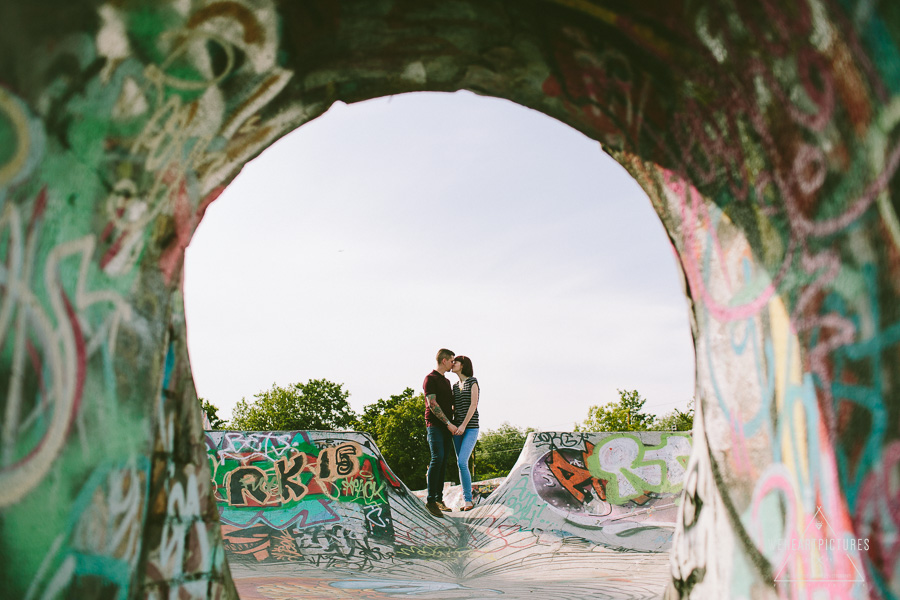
[{"left": 455, "top": 355, "right": 474, "bottom": 377}]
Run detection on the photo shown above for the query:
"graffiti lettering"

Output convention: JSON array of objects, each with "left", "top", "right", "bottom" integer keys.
[
  {"left": 276, "top": 452, "right": 312, "bottom": 503},
  {"left": 546, "top": 443, "right": 606, "bottom": 503},
  {"left": 226, "top": 466, "right": 271, "bottom": 506},
  {"left": 342, "top": 477, "right": 385, "bottom": 503}
]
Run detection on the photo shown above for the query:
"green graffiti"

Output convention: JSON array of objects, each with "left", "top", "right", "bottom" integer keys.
[
  {"left": 585, "top": 433, "right": 692, "bottom": 504},
  {"left": 207, "top": 433, "right": 388, "bottom": 530}
]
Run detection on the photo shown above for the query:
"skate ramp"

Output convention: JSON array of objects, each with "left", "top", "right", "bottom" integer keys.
[{"left": 207, "top": 430, "right": 692, "bottom": 599}]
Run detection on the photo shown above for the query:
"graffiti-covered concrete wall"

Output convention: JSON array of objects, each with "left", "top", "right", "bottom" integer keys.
[
  {"left": 209, "top": 430, "right": 691, "bottom": 599},
  {"left": 1, "top": 0, "right": 900, "bottom": 598},
  {"left": 207, "top": 431, "right": 410, "bottom": 567}
]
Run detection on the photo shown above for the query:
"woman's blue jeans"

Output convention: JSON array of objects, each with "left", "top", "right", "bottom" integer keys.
[{"left": 453, "top": 428, "right": 480, "bottom": 503}]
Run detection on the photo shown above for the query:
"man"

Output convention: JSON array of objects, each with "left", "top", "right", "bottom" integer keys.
[{"left": 422, "top": 348, "right": 458, "bottom": 518}]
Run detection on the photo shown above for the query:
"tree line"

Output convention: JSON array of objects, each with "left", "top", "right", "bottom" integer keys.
[
  {"left": 574, "top": 389, "right": 694, "bottom": 433},
  {"left": 201, "top": 380, "right": 692, "bottom": 490}
]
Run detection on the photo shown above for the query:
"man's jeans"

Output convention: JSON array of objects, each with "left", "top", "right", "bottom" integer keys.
[{"left": 426, "top": 425, "right": 454, "bottom": 503}]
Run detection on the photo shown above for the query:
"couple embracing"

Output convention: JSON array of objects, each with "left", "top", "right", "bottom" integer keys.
[{"left": 422, "top": 348, "right": 480, "bottom": 517}]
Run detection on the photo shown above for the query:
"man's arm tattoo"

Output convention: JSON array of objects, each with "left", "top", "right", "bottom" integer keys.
[
  {"left": 426, "top": 394, "right": 451, "bottom": 425},
  {"left": 431, "top": 403, "right": 451, "bottom": 425}
]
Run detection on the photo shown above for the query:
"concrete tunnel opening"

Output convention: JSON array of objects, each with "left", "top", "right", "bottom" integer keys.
[
  {"left": 3, "top": 1, "right": 896, "bottom": 597},
  {"left": 182, "top": 91, "right": 699, "bottom": 597}
]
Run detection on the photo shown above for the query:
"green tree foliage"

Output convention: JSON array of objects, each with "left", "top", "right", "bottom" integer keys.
[
  {"left": 231, "top": 379, "right": 357, "bottom": 431},
  {"left": 656, "top": 399, "right": 695, "bottom": 431},
  {"left": 357, "top": 388, "right": 430, "bottom": 490},
  {"left": 575, "top": 389, "right": 657, "bottom": 432},
  {"left": 474, "top": 422, "right": 534, "bottom": 480},
  {"left": 200, "top": 398, "right": 227, "bottom": 430},
  {"left": 375, "top": 395, "right": 430, "bottom": 491},
  {"left": 357, "top": 387, "right": 416, "bottom": 433}
]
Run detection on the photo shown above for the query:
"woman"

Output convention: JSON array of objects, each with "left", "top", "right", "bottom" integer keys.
[{"left": 450, "top": 355, "right": 480, "bottom": 511}]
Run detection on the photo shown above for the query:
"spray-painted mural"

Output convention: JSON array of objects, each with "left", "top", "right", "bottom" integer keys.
[
  {"left": 1, "top": 0, "right": 900, "bottom": 598},
  {"left": 208, "top": 430, "right": 685, "bottom": 598},
  {"left": 532, "top": 432, "right": 690, "bottom": 534},
  {"left": 207, "top": 431, "right": 404, "bottom": 565}
]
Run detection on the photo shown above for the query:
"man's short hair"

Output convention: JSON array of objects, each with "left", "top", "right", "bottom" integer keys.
[{"left": 436, "top": 348, "right": 454, "bottom": 363}]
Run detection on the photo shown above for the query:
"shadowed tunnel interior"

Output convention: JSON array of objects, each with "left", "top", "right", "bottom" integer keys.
[{"left": 1, "top": 0, "right": 900, "bottom": 598}]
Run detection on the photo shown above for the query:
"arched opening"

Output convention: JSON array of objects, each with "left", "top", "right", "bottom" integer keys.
[
  {"left": 184, "top": 91, "right": 698, "bottom": 596},
  {"left": 183, "top": 90, "right": 696, "bottom": 435}
]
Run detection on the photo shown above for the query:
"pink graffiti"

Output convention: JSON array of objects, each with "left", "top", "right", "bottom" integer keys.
[
  {"left": 855, "top": 441, "right": 900, "bottom": 584},
  {"left": 790, "top": 246, "right": 856, "bottom": 431},
  {"left": 754, "top": 470, "right": 862, "bottom": 598},
  {"left": 665, "top": 170, "right": 796, "bottom": 322},
  {"left": 728, "top": 415, "right": 754, "bottom": 477},
  {"left": 782, "top": 138, "right": 900, "bottom": 239}
]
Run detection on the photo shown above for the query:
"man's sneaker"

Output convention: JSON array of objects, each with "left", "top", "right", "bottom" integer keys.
[
  {"left": 425, "top": 501, "right": 444, "bottom": 518},
  {"left": 436, "top": 501, "right": 452, "bottom": 512}
]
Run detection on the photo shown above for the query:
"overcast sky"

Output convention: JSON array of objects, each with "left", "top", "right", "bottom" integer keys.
[{"left": 183, "top": 91, "right": 695, "bottom": 432}]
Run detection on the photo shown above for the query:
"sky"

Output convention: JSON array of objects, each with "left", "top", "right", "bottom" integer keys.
[{"left": 183, "top": 90, "right": 696, "bottom": 432}]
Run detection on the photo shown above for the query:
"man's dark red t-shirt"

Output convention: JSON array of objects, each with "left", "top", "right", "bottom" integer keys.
[{"left": 423, "top": 370, "right": 453, "bottom": 429}]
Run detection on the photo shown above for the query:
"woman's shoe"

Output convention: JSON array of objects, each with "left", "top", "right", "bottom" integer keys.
[{"left": 460, "top": 503, "right": 475, "bottom": 511}]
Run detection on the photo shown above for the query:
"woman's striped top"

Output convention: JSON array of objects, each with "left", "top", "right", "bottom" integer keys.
[{"left": 452, "top": 377, "right": 480, "bottom": 429}]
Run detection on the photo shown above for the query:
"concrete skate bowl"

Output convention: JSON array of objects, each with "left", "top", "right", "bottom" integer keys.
[
  {"left": 207, "top": 430, "right": 691, "bottom": 600},
  {"left": 1, "top": 1, "right": 900, "bottom": 599}
]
